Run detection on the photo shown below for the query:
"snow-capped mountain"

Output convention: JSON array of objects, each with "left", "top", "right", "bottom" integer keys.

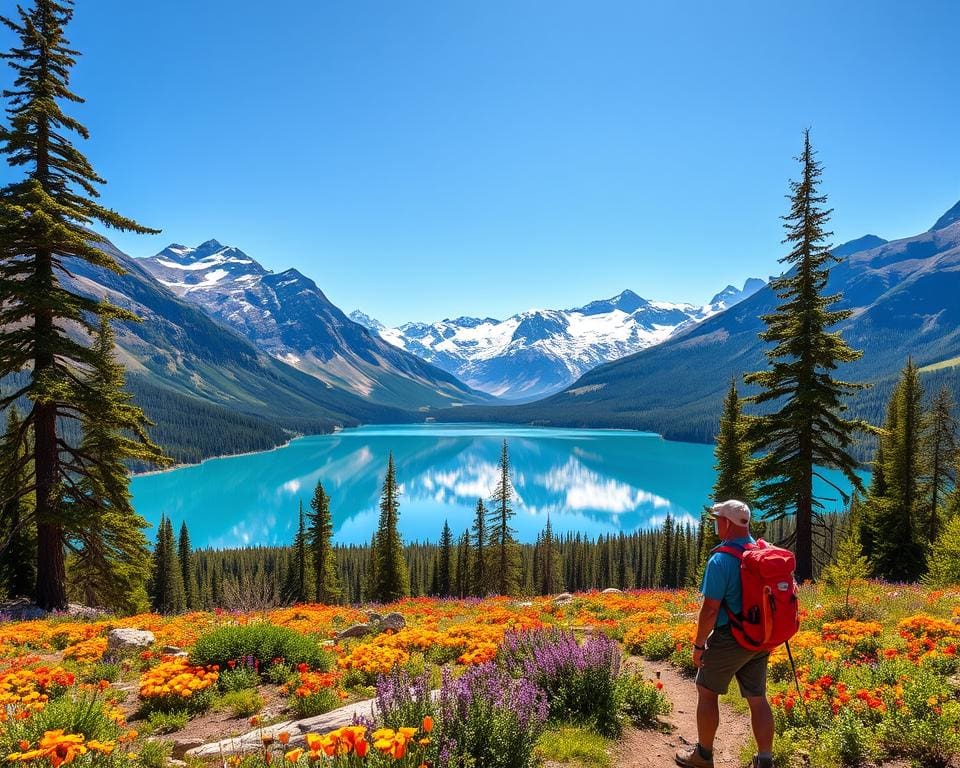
[
  {"left": 350, "top": 279, "right": 763, "bottom": 400},
  {"left": 138, "top": 241, "right": 491, "bottom": 409}
]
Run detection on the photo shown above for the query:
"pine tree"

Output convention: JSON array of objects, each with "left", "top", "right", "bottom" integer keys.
[
  {"left": 870, "top": 360, "right": 926, "bottom": 581},
  {"left": 745, "top": 130, "right": 869, "bottom": 582},
  {"left": 536, "top": 514, "right": 560, "bottom": 595},
  {"left": 178, "top": 522, "right": 193, "bottom": 609},
  {"left": 821, "top": 500, "right": 870, "bottom": 616},
  {"left": 455, "top": 530, "right": 471, "bottom": 598},
  {"left": 371, "top": 454, "right": 409, "bottom": 602},
  {"left": 307, "top": 481, "right": 340, "bottom": 604},
  {"left": 64, "top": 315, "right": 168, "bottom": 612},
  {"left": 287, "top": 501, "right": 310, "bottom": 603},
  {"left": 0, "top": 407, "right": 36, "bottom": 598},
  {"left": 653, "top": 515, "right": 674, "bottom": 587},
  {"left": 0, "top": 0, "right": 161, "bottom": 609},
  {"left": 924, "top": 513, "right": 960, "bottom": 588},
  {"left": 471, "top": 499, "right": 488, "bottom": 597},
  {"left": 919, "top": 386, "right": 957, "bottom": 544},
  {"left": 488, "top": 440, "right": 520, "bottom": 596},
  {"left": 148, "top": 516, "right": 184, "bottom": 614},
  {"left": 437, "top": 520, "right": 453, "bottom": 597}
]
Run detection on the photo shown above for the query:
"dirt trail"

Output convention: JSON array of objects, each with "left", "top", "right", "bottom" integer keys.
[{"left": 613, "top": 659, "right": 754, "bottom": 768}]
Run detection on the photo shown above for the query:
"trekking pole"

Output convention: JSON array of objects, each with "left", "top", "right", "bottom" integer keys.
[{"left": 784, "top": 640, "right": 812, "bottom": 723}]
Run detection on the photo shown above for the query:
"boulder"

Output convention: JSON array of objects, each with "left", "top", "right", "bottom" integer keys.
[
  {"left": 553, "top": 592, "right": 573, "bottom": 603},
  {"left": 365, "top": 611, "right": 383, "bottom": 624},
  {"left": 106, "top": 628, "right": 154, "bottom": 652},
  {"left": 601, "top": 588, "right": 623, "bottom": 594},
  {"left": 335, "top": 623, "right": 371, "bottom": 640},
  {"left": 379, "top": 612, "right": 405, "bottom": 631},
  {"left": 162, "top": 646, "right": 186, "bottom": 655},
  {"left": 514, "top": 601, "right": 534, "bottom": 608}
]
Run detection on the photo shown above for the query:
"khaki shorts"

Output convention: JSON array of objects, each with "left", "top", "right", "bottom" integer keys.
[{"left": 695, "top": 624, "right": 769, "bottom": 698}]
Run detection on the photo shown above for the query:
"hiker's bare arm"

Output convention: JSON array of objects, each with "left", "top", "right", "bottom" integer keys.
[{"left": 694, "top": 597, "right": 722, "bottom": 655}]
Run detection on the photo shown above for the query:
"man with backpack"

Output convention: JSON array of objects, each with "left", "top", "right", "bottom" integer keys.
[{"left": 676, "top": 499, "right": 798, "bottom": 768}]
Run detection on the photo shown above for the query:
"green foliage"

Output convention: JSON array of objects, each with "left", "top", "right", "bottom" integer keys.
[
  {"left": 189, "top": 623, "right": 330, "bottom": 671},
  {"left": 436, "top": 520, "right": 453, "bottom": 597},
  {"left": 146, "top": 709, "right": 189, "bottom": 734},
  {"left": 821, "top": 511, "right": 870, "bottom": 615},
  {"left": 535, "top": 726, "right": 611, "bottom": 768},
  {"left": 745, "top": 130, "right": 869, "bottom": 582},
  {"left": 289, "top": 687, "right": 339, "bottom": 719},
  {"left": 179, "top": 522, "right": 195, "bottom": 609},
  {"left": 307, "top": 481, "right": 341, "bottom": 604},
  {"left": 924, "top": 513, "right": 960, "bottom": 587},
  {"left": 81, "top": 662, "right": 120, "bottom": 684},
  {"left": 0, "top": 406, "right": 36, "bottom": 599},
  {"left": 135, "top": 739, "right": 173, "bottom": 768},
  {"left": 0, "top": 0, "right": 165, "bottom": 610},
  {"left": 639, "top": 632, "right": 675, "bottom": 661},
  {"left": 370, "top": 453, "right": 409, "bottom": 602},
  {"left": 616, "top": 673, "right": 671, "bottom": 728},
  {"left": 488, "top": 440, "right": 521, "bottom": 596},
  {"left": 285, "top": 502, "right": 312, "bottom": 604},
  {"left": 265, "top": 661, "right": 297, "bottom": 686},
  {"left": 148, "top": 515, "right": 185, "bottom": 614},
  {"left": 218, "top": 666, "right": 261, "bottom": 693},
  {"left": 220, "top": 689, "right": 264, "bottom": 718},
  {"left": 0, "top": 691, "right": 122, "bottom": 751}
]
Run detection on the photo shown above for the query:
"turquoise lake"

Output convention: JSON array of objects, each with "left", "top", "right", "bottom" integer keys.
[{"left": 129, "top": 423, "right": 869, "bottom": 548}]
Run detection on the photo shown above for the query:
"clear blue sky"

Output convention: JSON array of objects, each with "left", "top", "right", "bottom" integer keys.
[{"left": 2, "top": 1, "right": 959, "bottom": 326}]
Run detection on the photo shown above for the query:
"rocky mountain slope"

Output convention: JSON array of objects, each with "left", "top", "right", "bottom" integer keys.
[
  {"left": 352, "top": 280, "right": 764, "bottom": 400},
  {"left": 137, "top": 241, "right": 490, "bottom": 409},
  {"left": 439, "top": 201, "right": 960, "bottom": 444}
]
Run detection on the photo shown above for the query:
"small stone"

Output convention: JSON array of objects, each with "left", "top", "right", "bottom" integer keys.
[
  {"left": 106, "top": 628, "right": 155, "bottom": 652},
  {"left": 162, "top": 646, "right": 184, "bottom": 655},
  {"left": 336, "top": 623, "right": 371, "bottom": 640},
  {"left": 379, "top": 612, "right": 405, "bottom": 631}
]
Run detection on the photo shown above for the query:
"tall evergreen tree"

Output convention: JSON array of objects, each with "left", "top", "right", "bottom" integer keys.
[
  {"left": 919, "top": 386, "right": 957, "bottom": 543},
  {"left": 0, "top": 0, "right": 161, "bottom": 609},
  {"left": 148, "top": 516, "right": 184, "bottom": 614},
  {"left": 286, "top": 501, "right": 310, "bottom": 603},
  {"left": 307, "top": 481, "right": 340, "bottom": 604},
  {"left": 536, "top": 513, "right": 560, "bottom": 595},
  {"left": 471, "top": 498, "right": 488, "bottom": 597},
  {"left": 870, "top": 360, "right": 926, "bottom": 581},
  {"left": 437, "top": 519, "right": 453, "bottom": 598},
  {"left": 488, "top": 440, "right": 520, "bottom": 596},
  {"left": 699, "top": 379, "right": 757, "bottom": 570},
  {"left": 653, "top": 514, "right": 674, "bottom": 587},
  {"left": 178, "top": 522, "right": 193, "bottom": 609},
  {"left": 455, "top": 530, "right": 471, "bottom": 598},
  {"left": 371, "top": 453, "right": 409, "bottom": 602},
  {"left": 64, "top": 315, "right": 167, "bottom": 612},
  {"left": 745, "top": 130, "right": 869, "bottom": 582},
  {"left": 0, "top": 407, "right": 36, "bottom": 597}
]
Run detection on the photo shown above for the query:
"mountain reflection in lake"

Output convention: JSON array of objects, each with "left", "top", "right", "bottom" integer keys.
[{"left": 130, "top": 424, "right": 866, "bottom": 547}]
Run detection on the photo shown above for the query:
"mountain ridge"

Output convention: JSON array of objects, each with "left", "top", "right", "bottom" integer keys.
[{"left": 351, "top": 278, "right": 764, "bottom": 400}]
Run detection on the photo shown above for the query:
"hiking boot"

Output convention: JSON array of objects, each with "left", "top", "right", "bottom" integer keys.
[
  {"left": 675, "top": 744, "right": 714, "bottom": 768},
  {"left": 751, "top": 757, "right": 774, "bottom": 768}
]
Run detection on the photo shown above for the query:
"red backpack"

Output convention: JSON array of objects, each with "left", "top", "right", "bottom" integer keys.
[{"left": 712, "top": 539, "right": 800, "bottom": 652}]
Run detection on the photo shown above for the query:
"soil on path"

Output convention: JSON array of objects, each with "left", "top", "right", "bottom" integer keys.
[{"left": 613, "top": 658, "right": 754, "bottom": 768}]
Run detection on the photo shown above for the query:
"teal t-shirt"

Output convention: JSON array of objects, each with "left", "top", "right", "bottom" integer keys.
[{"left": 700, "top": 535, "right": 755, "bottom": 627}]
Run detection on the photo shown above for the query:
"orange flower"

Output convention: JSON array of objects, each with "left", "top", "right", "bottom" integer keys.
[
  {"left": 284, "top": 748, "right": 303, "bottom": 763},
  {"left": 278, "top": 732, "right": 290, "bottom": 745},
  {"left": 422, "top": 715, "right": 433, "bottom": 733}
]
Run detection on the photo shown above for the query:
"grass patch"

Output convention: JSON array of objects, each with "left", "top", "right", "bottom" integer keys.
[
  {"left": 720, "top": 689, "right": 750, "bottom": 715},
  {"left": 535, "top": 726, "right": 611, "bottom": 768},
  {"left": 220, "top": 689, "right": 264, "bottom": 718},
  {"left": 146, "top": 709, "right": 189, "bottom": 734}
]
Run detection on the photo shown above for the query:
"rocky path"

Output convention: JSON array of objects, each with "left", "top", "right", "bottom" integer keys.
[{"left": 614, "top": 659, "right": 754, "bottom": 768}]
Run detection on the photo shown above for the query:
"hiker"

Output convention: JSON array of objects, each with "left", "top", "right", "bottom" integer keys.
[{"left": 676, "top": 499, "right": 775, "bottom": 768}]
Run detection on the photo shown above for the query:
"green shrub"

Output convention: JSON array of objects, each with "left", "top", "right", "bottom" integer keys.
[
  {"left": 190, "top": 624, "right": 329, "bottom": 671},
  {"left": 289, "top": 687, "right": 339, "bottom": 718},
  {"left": 616, "top": 673, "right": 671, "bottom": 727},
  {"left": 0, "top": 692, "right": 122, "bottom": 753},
  {"left": 136, "top": 739, "right": 172, "bottom": 768},
  {"left": 535, "top": 726, "right": 611, "bottom": 768},
  {"left": 219, "top": 666, "right": 261, "bottom": 692},
  {"left": 265, "top": 662, "right": 297, "bottom": 686},
  {"left": 82, "top": 662, "right": 120, "bottom": 684},
  {"left": 818, "top": 708, "right": 875, "bottom": 767},
  {"left": 146, "top": 709, "right": 189, "bottom": 734},
  {"left": 641, "top": 632, "right": 675, "bottom": 661},
  {"left": 221, "top": 689, "right": 264, "bottom": 718}
]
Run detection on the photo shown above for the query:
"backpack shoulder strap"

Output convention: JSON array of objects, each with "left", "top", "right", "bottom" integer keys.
[{"left": 711, "top": 544, "right": 745, "bottom": 559}]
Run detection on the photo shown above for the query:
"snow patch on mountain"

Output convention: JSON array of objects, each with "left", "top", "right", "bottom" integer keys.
[{"left": 351, "top": 279, "right": 764, "bottom": 400}]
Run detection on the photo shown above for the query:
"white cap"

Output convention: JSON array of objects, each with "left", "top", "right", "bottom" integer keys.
[{"left": 710, "top": 499, "right": 751, "bottom": 527}]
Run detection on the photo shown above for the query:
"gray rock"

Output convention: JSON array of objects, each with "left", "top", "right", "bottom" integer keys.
[
  {"left": 335, "top": 623, "right": 371, "bottom": 640},
  {"left": 601, "top": 588, "right": 622, "bottom": 594},
  {"left": 162, "top": 646, "right": 186, "bottom": 655},
  {"left": 553, "top": 592, "right": 573, "bottom": 603},
  {"left": 379, "top": 612, "right": 405, "bottom": 631},
  {"left": 365, "top": 611, "right": 383, "bottom": 624},
  {"left": 106, "top": 628, "right": 155, "bottom": 652},
  {"left": 514, "top": 601, "right": 534, "bottom": 608}
]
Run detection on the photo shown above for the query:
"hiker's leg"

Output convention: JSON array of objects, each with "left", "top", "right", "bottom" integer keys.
[
  {"left": 696, "top": 684, "right": 720, "bottom": 751},
  {"left": 746, "top": 695, "right": 774, "bottom": 753}
]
